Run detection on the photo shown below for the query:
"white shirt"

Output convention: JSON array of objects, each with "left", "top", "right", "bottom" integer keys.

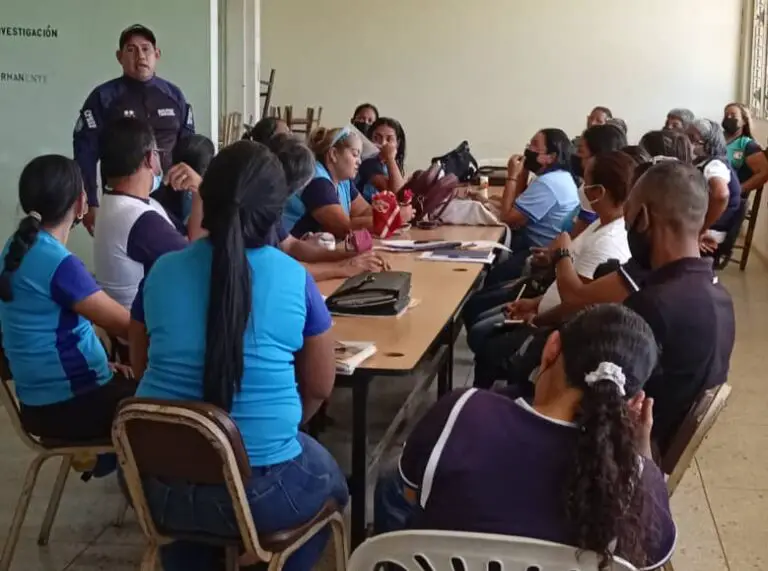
[
  {"left": 94, "top": 193, "right": 174, "bottom": 310},
  {"left": 538, "top": 217, "right": 631, "bottom": 313}
]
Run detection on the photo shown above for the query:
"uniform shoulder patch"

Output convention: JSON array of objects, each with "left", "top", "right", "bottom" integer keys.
[{"left": 83, "top": 110, "right": 97, "bottom": 129}]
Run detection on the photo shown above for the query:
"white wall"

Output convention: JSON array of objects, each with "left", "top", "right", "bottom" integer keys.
[
  {"left": 0, "top": 0, "right": 218, "bottom": 265},
  {"left": 262, "top": 0, "right": 744, "bottom": 168}
]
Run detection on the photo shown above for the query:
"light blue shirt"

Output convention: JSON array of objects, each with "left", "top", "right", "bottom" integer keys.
[
  {"left": 514, "top": 169, "right": 579, "bottom": 246},
  {"left": 133, "top": 240, "right": 332, "bottom": 467},
  {"left": 282, "top": 162, "right": 353, "bottom": 233},
  {"left": 0, "top": 231, "right": 110, "bottom": 406}
]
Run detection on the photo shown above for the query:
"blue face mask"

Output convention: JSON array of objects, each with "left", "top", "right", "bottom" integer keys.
[{"left": 152, "top": 173, "right": 162, "bottom": 192}]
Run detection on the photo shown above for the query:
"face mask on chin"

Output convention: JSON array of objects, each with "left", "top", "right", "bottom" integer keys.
[
  {"left": 627, "top": 216, "right": 653, "bottom": 270},
  {"left": 523, "top": 149, "right": 543, "bottom": 174},
  {"left": 151, "top": 172, "right": 162, "bottom": 193}
]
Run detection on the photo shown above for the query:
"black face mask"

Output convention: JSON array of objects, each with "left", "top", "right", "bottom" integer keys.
[
  {"left": 721, "top": 117, "right": 740, "bottom": 136},
  {"left": 570, "top": 154, "right": 584, "bottom": 180},
  {"left": 523, "top": 149, "right": 543, "bottom": 173},
  {"left": 352, "top": 120, "right": 371, "bottom": 138},
  {"left": 627, "top": 216, "right": 653, "bottom": 270}
]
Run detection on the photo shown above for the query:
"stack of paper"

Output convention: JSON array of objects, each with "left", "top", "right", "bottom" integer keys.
[
  {"left": 335, "top": 341, "right": 377, "bottom": 375},
  {"left": 418, "top": 248, "right": 496, "bottom": 264}
]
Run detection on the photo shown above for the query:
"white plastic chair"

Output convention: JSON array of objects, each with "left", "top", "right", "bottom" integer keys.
[{"left": 348, "top": 531, "right": 637, "bottom": 571}]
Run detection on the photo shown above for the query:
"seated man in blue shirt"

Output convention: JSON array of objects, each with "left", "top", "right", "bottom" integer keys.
[{"left": 488, "top": 128, "right": 579, "bottom": 286}]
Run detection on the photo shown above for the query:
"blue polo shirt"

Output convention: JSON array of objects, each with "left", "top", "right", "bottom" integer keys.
[
  {"left": 357, "top": 158, "right": 388, "bottom": 202},
  {"left": 132, "top": 239, "right": 332, "bottom": 467},
  {"left": 0, "top": 231, "right": 111, "bottom": 406},
  {"left": 283, "top": 163, "right": 359, "bottom": 237},
  {"left": 514, "top": 169, "right": 579, "bottom": 246}
]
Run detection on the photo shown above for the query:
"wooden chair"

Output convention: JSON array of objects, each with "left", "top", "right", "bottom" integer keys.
[
  {"left": 348, "top": 530, "right": 637, "bottom": 571},
  {"left": 261, "top": 69, "right": 276, "bottom": 119},
  {"left": 0, "top": 347, "right": 127, "bottom": 571},
  {"left": 729, "top": 186, "right": 763, "bottom": 270},
  {"left": 284, "top": 106, "right": 323, "bottom": 140},
  {"left": 661, "top": 383, "right": 732, "bottom": 496},
  {"left": 220, "top": 112, "right": 244, "bottom": 147},
  {"left": 113, "top": 398, "right": 348, "bottom": 571}
]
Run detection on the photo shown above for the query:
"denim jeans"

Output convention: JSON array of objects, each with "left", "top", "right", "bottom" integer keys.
[
  {"left": 466, "top": 305, "right": 507, "bottom": 354},
  {"left": 140, "top": 432, "right": 348, "bottom": 571},
  {"left": 373, "top": 464, "right": 417, "bottom": 535}
]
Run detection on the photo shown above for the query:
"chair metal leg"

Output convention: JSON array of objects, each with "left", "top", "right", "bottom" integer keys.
[
  {"left": 38, "top": 455, "right": 72, "bottom": 546},
  {"left": 0, "top": 454, "right": 48, "bottom": 571},
  {"left": 114, "top": 497, "right": 130, "bottom": 528},
  {"left": 267, "top": 551, "right": 287, "bottom": 571},
  {"left": 140, "top": 544, "right": 159, "bottom": 571}
]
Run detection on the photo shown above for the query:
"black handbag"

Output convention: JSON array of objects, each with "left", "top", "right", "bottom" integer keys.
[
  {"left": 325, "top": 271, "right": 412, "bottom": 316},
  {"left": 431, "top": 141, "right": 478, "bottom": 182}
]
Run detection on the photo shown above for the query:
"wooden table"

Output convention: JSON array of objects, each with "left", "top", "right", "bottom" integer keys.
[{"left": 319, "top": 224, "right": 505, "bottom": 547}]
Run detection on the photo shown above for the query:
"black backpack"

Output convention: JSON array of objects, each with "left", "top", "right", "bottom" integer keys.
[{"left": 431, "top": 141, "right": 478, "bottom": 182}]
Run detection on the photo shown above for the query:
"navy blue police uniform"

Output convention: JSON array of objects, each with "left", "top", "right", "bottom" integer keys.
[{"left": 73, "top": 30, "right": 194, "bottom": 207}]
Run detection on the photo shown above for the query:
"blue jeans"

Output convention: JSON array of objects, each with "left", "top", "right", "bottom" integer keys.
[
  {"left": 141, "top": 433, "right": 348, "bottom": 571},
  {"left": 373, "top": 465, "right": 417, "bottom": 535},
  {"left": 466, "top": 305, "right": 507, "bottom": 354}
]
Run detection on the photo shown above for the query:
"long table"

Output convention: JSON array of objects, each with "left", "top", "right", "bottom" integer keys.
[{"left": 319, "top": 224, "right": 506, "bottom": 547}]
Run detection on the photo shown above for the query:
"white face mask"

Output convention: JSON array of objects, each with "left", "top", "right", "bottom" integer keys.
[
  {"left": 578, "top": 184, "right": 604, "bottom": 214},
  {"left": 578, "top": 184, "right": 596, "bottom": 214}
]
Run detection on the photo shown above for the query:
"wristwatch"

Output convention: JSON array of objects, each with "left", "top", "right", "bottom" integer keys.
[{"left": 552, "top": 248, "right": 573, "bottom": 264}]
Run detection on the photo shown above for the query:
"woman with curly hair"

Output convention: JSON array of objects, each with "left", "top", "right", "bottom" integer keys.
[{"left": 375, "top": 304, "right": 676, "bottom": 570}]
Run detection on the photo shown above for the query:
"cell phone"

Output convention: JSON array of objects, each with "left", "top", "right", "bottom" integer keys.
[{"left": 494, "top": 319, "right": 524, "bottom": 329}]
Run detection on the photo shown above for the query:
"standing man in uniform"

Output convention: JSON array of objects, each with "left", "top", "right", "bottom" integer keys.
[{"left": 73, "top": 24, "right": 195, "bottom": 234}]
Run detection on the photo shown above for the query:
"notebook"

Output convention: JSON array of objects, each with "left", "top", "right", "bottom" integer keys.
[{"left": 335, "top": 341, "right": 377, "bottom": 375}]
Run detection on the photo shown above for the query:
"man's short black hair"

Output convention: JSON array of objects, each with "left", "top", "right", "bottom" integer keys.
[
  {"left": 100, "top": 117, "right": 156, "bottom": 179},
  {"left": 119, "top": 24, "right": 156, "bottom": 49}
]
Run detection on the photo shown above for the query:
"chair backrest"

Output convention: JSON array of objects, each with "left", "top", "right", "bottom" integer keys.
[
  {"left": 112, "top": 398, "right": 270, "bottom": 561},
  {"left": 0, "top": 343, "right": 47, "bottom": 451},
  {"left": 284, "top": 106, "right": 322, "bottom": 140},
  {"left": 260, "top": 69, "right": 276, "bottom": 118},
  {"left": 348, "top": 531, "right": 637, "bottom": 571},
  {"left": 662, "top": 383, "right": 732, "bottom": 495}
]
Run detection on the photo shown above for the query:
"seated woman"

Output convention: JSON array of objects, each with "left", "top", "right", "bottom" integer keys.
[
  {"left": 151, "top": 134, "right": 215, "bottom": 231},
  {"left": 351, "top": 102, "right": 379, "bottom": 136},
  {"left": 376, "top": 304, "right": 676, "bottom": 571},
  {"left": 242, "top": 116, "right": 291, "bottom": 142},
  {"left": 570, "top": 123, "right": 628, "bottom": 235},
  {"left": 282, "top": 127, "right": 373, "bottom": 239},
  {"left": 639, "top": 129, "right": 693, "bottom": 163},
  {"left": 586, "top": 105, "right": 613, "bottom": 127},
  {"left": 0, "top": 155, "right": 132, "bottom": 443},
  {"left": 722, "top": 102, "right": 768, "bottom": 192},
  {"left": 357, "top": 117, "right": 407, "bottom": 202},
  {"left": 128, "top": 139, "right": 348, "bottom": 571},
  {"left": 687, "top": 118, "right": 742, "bottom": 254},
  {"left": 485, "top": 128, "right": 579, "bottom": 286},
  {"left": 468, "top": 151, "right": 634, "bottom": 365},
  {"left": 664, "top": 108, "right": 695, "bottom": 131}
]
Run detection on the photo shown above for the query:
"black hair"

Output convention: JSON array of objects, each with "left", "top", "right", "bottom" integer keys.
[
  {"left": 199, "top": 140, "right": 297, "bottom": 411},
  {"left": 540, "top": 128, "right": 574, "bottom": 172},
  {"left": 242, "top": 117, "right": 287, "bottom": 144},
  {"left": 352, "top": 103, "right": 379, "bottom": 122},
  {"left": 100, "top": 117, "right": 156, "bottom": 179},
  {"left": 0, "top": 155, "right": 83, "bottom": 302},
  {"left": 589, "top": 151, "right": 637, "bottom": 205},
  {"left": 582, "top": 124, "right": 628, "bottom": 157},
  {"left": 621, "top": 145, "right": 652, "bottom": 166},
  {"left": 591, "top": 106, "right": 613, "bottom": 120},
  {"left": 265, "top": 133, "right": 316, "bottom": 192},
  {"left": 369, "top": 117, "right": 407, "bottom": 174},
  {"left": 560, "top": 304, "right": 659, "bottom": 569},
  {"left": 607, "top": 117, "right": 628, "bottom": 136},
  {"left": 639, "top": 129, "right": 692, "bottom": 164},
  {"left": 172, "top": 135, "right": 215, "bottom": 176}
]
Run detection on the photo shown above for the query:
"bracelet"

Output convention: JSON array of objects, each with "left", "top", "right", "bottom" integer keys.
[{"left": 506, "top": 177, "right": 518, "bottom": 182}]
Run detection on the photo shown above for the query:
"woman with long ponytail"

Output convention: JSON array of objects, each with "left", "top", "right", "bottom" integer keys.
[
  {"left": 130, "top": 138, "right": 347, "bottom": 571},
  {"left": 0, "top": 155, "right": 132, "bottom": 447},
  {"left": 376, "top": 304, "right": 676, "bottom": 570}
]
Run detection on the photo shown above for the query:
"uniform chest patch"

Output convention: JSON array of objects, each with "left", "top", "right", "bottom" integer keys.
[
  {"left": 123, "top": 109, "right": 136, "bottom": 118},
  {"left": 158, "top": 108, "right": 176, "bottom": 117}
]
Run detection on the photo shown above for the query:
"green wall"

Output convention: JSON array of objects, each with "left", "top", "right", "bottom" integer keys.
[{"left": 0, "top": 1, "right": 215, "bottom": 265}]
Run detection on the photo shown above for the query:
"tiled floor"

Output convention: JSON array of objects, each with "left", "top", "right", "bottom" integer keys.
[{"left": 0, "top": 262, "right": 765, "bottom": 570}]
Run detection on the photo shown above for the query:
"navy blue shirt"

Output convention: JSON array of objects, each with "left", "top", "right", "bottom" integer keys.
[
  {"left": 73, "top": 75, "right": 195, "bottom": 206},
  {"left": 357, "top": 158, "right": 387, "bottom": 202},
  {"left": 623, "top": 258, "right": 735, "bottom": 453},
  {"left": 288, "top": 178, "right": 361, "bottom": 238}
]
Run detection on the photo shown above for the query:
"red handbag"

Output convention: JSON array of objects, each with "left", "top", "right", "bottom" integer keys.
[
  {"left": 345, "top": 229, "right": 373, "bottom": 253},
  {"left": 399, "top": 162, "right": 459, "bottom": 228},
  {"left": 371, "top": 191, "right": 404, "bottom": 238}
]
